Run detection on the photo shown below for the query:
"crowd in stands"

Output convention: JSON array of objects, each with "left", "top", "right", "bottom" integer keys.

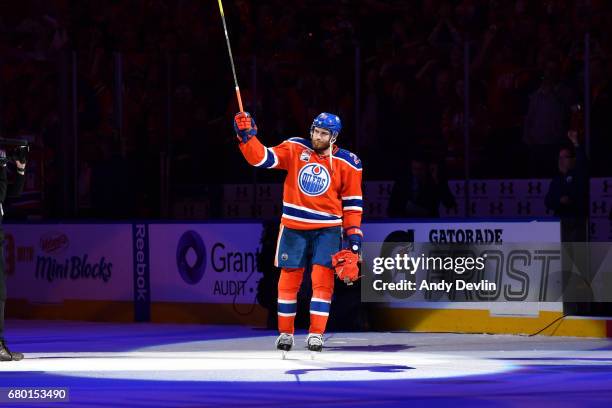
[{"left": 1, "top": 0, "right": 611, "bottom": 218}]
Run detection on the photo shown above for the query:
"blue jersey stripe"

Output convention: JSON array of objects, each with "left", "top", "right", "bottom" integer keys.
[
  {"left": 342, "top": 198, "right": 363, "bottom": 208},
  {"left": 287, "top": 137, "right": 312, "bottom": 149},
  {"left": 282, "top": 206, "right": 341, "bottom": 221},
  {"left": 256, "top": 149, "right": 277, "bottom": 168},
  {"left": 333, "top": 148, "right": 362, "bottom": 170}
]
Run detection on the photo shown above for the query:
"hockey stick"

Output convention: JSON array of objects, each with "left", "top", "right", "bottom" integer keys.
[{"left": 217, "top": 0, "right": 244, "bottom": 112}]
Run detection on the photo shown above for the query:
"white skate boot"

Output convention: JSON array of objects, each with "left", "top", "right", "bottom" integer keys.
[
  {"left": 306, "top": 333, "right": 324, "bottom": 358},
  {"left": 275, "top": 333, "right": 294, "bottom": 359}
]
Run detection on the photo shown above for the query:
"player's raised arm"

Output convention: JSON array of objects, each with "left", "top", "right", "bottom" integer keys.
[{"left": 234, "top": 112, "right": 291, "bottom": 170}]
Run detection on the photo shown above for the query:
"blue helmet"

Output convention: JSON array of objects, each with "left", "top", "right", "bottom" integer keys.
[{"left": 311, "top": 112, "right": 342, "bottom": 138}]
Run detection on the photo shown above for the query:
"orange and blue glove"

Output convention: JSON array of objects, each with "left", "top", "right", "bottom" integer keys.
[{"left": 233, "top": 112, "right": 257, "bottom": 143}]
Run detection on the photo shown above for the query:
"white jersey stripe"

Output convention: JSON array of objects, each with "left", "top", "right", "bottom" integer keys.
[
  {"left": 282, "top": 214, "right": 342, "bottom": 224},
  {"left": 269, "top": 149, "right": 279, "bottom": 168}
]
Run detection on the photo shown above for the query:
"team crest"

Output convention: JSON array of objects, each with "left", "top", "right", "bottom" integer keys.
[
  {"left": 300, "top": 150, "right": 312, "bottom": 162},
  {"left": 298, "top": 163, "right": 330, "bottom": 196}
]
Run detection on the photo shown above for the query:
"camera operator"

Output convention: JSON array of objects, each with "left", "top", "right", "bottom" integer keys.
[{"left": 0, "top": 147, "right": 26, "bottom": 361}]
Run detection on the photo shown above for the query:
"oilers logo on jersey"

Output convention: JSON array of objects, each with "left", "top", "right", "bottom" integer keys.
[{"left": 298, "top": 163, "right": 330, "bottom": 196}]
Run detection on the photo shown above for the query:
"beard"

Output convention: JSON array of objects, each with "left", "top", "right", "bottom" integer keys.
[
  {"left": 312, "top": 140, "right": 330, "bottom": 153},
  {"left": 311, "top": 133, "right": 334, "bottom": 153}
]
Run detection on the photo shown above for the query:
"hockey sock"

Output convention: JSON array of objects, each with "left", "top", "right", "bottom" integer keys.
[
  {"left": 277, "top": 267, "right": 304, "bottom": 334},
  {"left": 309, "top": 264, "right": 334, "bottom": 334}
]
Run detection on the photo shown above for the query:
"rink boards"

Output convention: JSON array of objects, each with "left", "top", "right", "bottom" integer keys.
[{"left": 4, "top": 219, "right": 611, "bottom": 337}]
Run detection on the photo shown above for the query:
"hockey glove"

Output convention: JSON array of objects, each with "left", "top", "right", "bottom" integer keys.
[
  {"left": 233, "top": 112, "right": 257, "bottom": 143},
  {"left": 0, "top": 150, "right": 7, "bottom": 167},
  {"left": 332, "top": 249, "right": 360, "bottom": 285}
]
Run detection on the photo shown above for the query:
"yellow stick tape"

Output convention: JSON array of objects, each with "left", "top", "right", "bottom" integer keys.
[{"left": 217, "top": 0, "right": 224, "bottom": 16}]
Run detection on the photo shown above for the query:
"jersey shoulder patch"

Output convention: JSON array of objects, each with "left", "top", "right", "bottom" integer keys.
[{"left": 334, "top": 148, "right": 362, "bottom": 170}]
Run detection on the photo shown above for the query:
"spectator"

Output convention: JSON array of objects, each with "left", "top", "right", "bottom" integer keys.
[
  {"left": 1, "top": 0, "right": 612, "bottom": 219},
  {"left": 523, "top": 59, "right": 573, "bottom": 177},
  {"left": 545, "top": 130, "right": 588, "bottom": 242},
  {"left": 388, "top": 155, "right": 456, "bottom": 218}
]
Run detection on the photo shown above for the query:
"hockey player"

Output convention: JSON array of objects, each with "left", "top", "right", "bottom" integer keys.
[{"left": 234, "top": 111, "right": 363, "bottom": 353}]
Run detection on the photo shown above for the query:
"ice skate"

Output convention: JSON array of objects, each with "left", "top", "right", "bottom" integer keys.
[
  {"left": 306, "top": 333, "right": 324, "bottom": 358},
  {"left": 275, "top": 333, "right": 294, "bottom": 359},
  {"left": 0, "top": 340, "right": 23, "bottom": 362}
]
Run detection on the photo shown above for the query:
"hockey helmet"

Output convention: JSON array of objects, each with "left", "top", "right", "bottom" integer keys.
[{"left": 311, "top": 112, "right": 342, "bottom": 140}]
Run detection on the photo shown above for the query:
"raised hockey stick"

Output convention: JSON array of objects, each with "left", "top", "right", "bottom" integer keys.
[{"left": 217, "top": 0, "right": 244, "bottom": 112}]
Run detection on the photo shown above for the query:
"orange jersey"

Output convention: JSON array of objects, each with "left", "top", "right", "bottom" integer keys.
[{"left": 239, "top": 136, "right": 363, "bottom": 232}]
